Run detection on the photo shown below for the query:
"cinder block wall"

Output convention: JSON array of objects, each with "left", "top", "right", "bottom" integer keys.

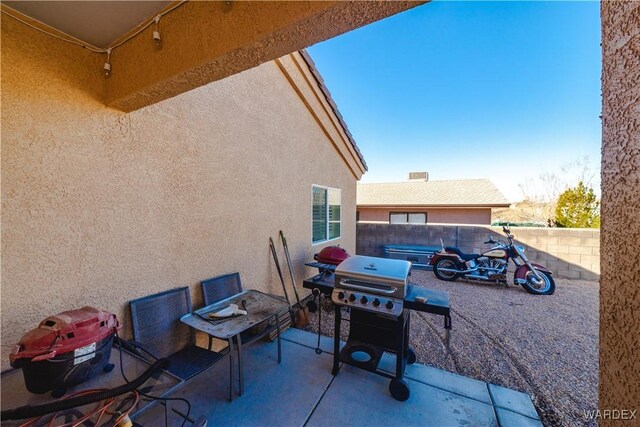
[{"left": 357, "top": 223, "right": 600, "bottom": 281}]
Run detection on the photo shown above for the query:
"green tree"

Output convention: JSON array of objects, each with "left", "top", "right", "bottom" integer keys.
[{"left": 554, "top": 181, "right": 601, "bottom": 228}]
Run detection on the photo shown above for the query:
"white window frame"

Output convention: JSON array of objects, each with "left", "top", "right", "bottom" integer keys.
[
  {"left": 389, "top": 212, "right": 428, "bottom": 225},
  {"left": 311, "top": 184, "right": 342, "bottom": 245}
]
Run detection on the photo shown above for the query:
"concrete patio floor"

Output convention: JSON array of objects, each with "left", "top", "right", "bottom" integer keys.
[{"left": 135, "top": 328, "right": 541, "bottom": 426}]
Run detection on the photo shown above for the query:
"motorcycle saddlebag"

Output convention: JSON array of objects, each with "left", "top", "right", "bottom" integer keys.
[{"left": 9, "top": 307, "right": 120, "bottom": 394}]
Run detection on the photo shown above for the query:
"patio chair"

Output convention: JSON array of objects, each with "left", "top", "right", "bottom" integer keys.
[
  {"left": 202, "top": 272, "right": 243, "bottom": 306},
  {"left": 201, "top": 272, "right": 278, "bottom": 347},
  {"left": 129, "top": 287, "right": 232, "bottom": 400}
]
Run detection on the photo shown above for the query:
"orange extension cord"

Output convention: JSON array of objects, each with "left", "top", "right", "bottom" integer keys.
[{"left": 18, "top": 389, "right": 139, "bottom": 427}]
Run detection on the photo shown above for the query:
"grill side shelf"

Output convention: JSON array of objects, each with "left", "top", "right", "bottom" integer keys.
[
  {"left": 302, "top": 273, "right": 335, "bottom": 295},
  {"left": 303, "top": 274, "right": 451, "bottom": 318},
  {"left": 404, "top": 284, "right": 450, "bottom": 315}
]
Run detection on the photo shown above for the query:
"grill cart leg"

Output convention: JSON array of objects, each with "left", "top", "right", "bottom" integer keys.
[
  {"left": 332, "top": 305, "right": 341, "bottom": 376},
  {"left": 389, "top": 310, "right": 411, "bottom": 401},
  {"left": 395, "top": 312, "right": 406, "bottom": 380},
  {"left": 314, "top": 289, "right": 323, "bottom": 355},
  {"left": 405, "top": 311, "right": 416, "bottom": 365},
  {"left": 444, "top": 314, "right": 452, "bottom": 351}
]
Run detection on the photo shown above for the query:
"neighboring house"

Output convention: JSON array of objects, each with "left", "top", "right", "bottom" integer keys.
[
  {"left": 1, "top": 9, "right": 366, "bottom": 368},
  {"left": 357, "top": 173, "right": 510, "bottom": 225}
]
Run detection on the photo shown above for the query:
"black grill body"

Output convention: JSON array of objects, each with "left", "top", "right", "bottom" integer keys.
[
  {"left": 303, "top": 257, "right": 452, "bottom": 402},
  {"left": 332, "top": 304, "right": 412, "bottom": 400}
]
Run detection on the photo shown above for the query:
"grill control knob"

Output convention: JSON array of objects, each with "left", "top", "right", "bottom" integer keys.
[
  {"left": 360, "top": 296, "right": 368, "bottom": 304},
  {"left": 349, "top": 294, "right": 357, "bottom": 302},
  {"left": 373, "top": 299, "right": 381, "bottom": 307},
  {"left": 337, "top": 292, "right": 345, "bottom": 300},
  {"left": 385, "top": 301, "right": 395, "bottom": 310}
]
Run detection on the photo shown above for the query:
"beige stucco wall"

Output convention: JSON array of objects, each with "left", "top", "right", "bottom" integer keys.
[
  {"left": 1, "top": 17, "right": 357, "bottom": 369},
  {"left": 600, "top": 0, "right": 640, "bottom": 420},
  {"left": 357, "top": 207, "right": 493, "bottom": 224}
]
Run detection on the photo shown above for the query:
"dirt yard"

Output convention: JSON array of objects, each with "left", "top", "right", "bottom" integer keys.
[{"left": 302, "top": 270, "right": 599, "bottom": 427}]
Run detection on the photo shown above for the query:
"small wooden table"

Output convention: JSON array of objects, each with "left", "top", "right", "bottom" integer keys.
[{"left": 180, "top": 290, "right": 289, "bottom": 399}]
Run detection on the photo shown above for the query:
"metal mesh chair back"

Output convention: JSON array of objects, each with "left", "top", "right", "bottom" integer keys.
[
  {"left": 201, "top": 273, "right": 243, "bottom": 306},
  {"left": 129, "top": 287, "right": 194, "bottom": 359}
]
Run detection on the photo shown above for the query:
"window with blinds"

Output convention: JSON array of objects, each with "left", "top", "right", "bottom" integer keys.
[{"left": 312, "top": 185, "right": 341, "bottom": 243}]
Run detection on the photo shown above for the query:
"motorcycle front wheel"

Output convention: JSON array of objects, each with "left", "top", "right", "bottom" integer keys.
[
  {"left": 433, "top": 259, "right": 460, "bottom": 282},
  {"left": 521, "top": 270, "right": 556, "bottom": 295}
]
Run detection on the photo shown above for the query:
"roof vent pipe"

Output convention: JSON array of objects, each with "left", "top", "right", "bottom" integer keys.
[{"left": 408, "top": 172, "right": 429, "bottom": 181}]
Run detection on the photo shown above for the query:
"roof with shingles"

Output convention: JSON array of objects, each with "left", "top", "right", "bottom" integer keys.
[
  {"left": 357, "top": 179, "right": 511, "bottom": 207},
  {"left": 299, "top": 50, "right": 367, "bottom": 171}
]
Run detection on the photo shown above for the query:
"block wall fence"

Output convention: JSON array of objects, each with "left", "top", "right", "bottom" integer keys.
[{"left": 356, "top": 223, "right": 600, "bottom": 281}]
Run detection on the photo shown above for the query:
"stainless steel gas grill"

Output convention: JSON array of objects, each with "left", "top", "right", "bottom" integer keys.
[
  {"left": 332, "top": 255, "right": 410, "bottom": 317},
  {"left": 303, "top": 255, "right": 452, "bottom": 402}
]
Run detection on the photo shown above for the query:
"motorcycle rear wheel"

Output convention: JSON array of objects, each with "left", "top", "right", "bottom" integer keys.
[
  {"left": 521, "top": 270, "right": 555, "bottom": 295},
  {"left": 433, "top": 259, "right": 460, "bottom": 282}
]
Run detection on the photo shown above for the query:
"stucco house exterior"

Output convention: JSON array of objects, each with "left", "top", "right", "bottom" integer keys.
[
  {"left": 1, "top": 9, "right": 366, "bottom": 368},
  {"left": 357, "top": 174, "right": 510, "bottom": 225},
  {"left": 0, "top": 1, "right": 638, "bottom": 415}
]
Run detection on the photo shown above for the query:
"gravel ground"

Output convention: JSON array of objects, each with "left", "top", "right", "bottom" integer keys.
[{"left": 301, "top": 270, "right": 599, "bottom": 427}]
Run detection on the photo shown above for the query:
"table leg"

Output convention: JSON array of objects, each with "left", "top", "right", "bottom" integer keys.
[
  {"left": 227, "top": 338, "right": 235, "bottom": 402},
  {"left": 237, "top": 334, "right": 244, "bottom": 396},
  {"left": 276, "top": 313, "right": 282, "bottom": 364}
]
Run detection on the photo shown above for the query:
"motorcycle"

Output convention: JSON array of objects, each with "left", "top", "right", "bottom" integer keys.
[{"left": 429, "top": 227, "right": 555, "bottom": 295}]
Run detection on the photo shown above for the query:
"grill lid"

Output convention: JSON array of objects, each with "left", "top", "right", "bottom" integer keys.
[
  {"left": 335, "top": 255, "right": 411, "bottom": 289},
  {"left": 314, "top": 245, "right": 350, "bottom": 265}
]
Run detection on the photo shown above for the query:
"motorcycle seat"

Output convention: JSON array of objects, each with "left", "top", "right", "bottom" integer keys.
[{"left": 445, "top": 247, "right": 479, "bottom": 261}]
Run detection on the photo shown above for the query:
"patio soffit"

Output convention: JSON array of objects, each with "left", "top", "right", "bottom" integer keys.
[{"left": 3, "top": 1, "right": 173, "bottom": 49}]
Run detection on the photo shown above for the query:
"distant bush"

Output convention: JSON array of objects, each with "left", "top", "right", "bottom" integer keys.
[{"left": 554, "top": 181, "right": 601, "bottom": 228}]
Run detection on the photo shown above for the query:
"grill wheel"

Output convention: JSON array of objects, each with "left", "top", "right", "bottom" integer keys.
[
  {"left": 389, "top": 378, "right": 410, "bottom": 401},
  {"left": 407, "top": 348, "right": 417, "bottom": 365}
]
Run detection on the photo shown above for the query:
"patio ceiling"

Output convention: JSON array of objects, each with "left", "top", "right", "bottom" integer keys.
[
  {"left": 2, "top": 1, "right": 426, "bottom": 112},
  {"left": 3, "top": 1, "right": 172, "bottom": 48}
]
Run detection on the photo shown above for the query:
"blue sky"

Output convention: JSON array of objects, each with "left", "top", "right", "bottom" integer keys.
[{"left": 307, "top": 1, "right": 602, "bottom": 202}]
